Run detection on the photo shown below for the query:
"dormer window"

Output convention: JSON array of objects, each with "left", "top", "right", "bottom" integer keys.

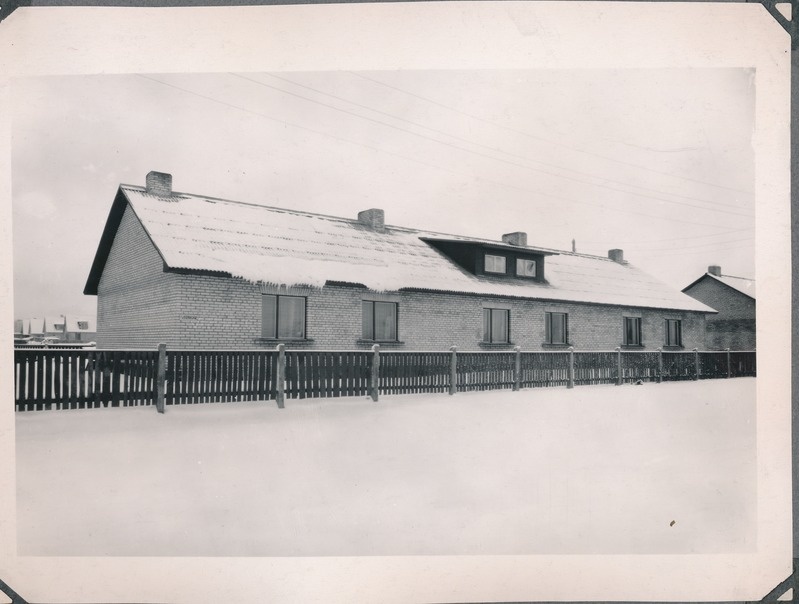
[
  {"left": 484, "top": 254, "right": 506, "bottom": 274},
  {"left": 516, "top": 258, "right": 537, "bottom": 278}
]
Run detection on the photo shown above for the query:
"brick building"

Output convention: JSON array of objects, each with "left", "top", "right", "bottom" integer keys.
[
  {"left": 84, "top": 172, "right": 715, "bottom": 351},
  {"left": 682, "top": 266, "right": 756, "bottom": 350}
]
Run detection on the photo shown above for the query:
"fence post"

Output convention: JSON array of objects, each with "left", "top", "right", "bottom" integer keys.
[
  {"left": 370, "top": 344, "right": 380, "bottom": 402},
  {"left": 693, "top": 348, "right": 700, "bottom": 381},
  {"left": 656, "top": 347, "right": 663, "bottom": 383},
  {"left": 155, "top": 343, "right": 167, "bottom": 414},
  {"left": 615, "top": 347, "right": 622, "bottom": 386},
  {"left": 513, "top": 346, "right": 521, "bottom": 391},
  {"left": 726, "top": 348, "right": 731, "bottom": 379},
  {"left": 567, "top": 346, "right": 575, "bottom": 389},
  {"left": 276, "top": 343, "right": 286, "bottom": 409},
  {"left": 449, "top": 346, "right": 458, "bottom": 395}
]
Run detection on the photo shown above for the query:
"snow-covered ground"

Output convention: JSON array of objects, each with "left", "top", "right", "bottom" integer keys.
[{"left": 16, "top": 379, "right": 756, "bottom": 556}]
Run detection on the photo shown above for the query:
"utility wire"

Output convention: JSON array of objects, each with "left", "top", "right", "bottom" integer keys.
[
  {"left": 136, "top": 74, "right": 752, "bottom": 232},
  {"left": 350, "top": 71, "right": 754, "bottom": 196},
  {"left": 233, "top": 73, "right": 752, "bottom": 219},
  {"left": 256, "top": 72, "right": 745, "bottom": 213},
  {"left": 626, "top": 236, "right": 755, "bottom": 253}
]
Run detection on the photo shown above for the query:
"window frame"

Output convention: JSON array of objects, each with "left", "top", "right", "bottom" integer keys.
[
  {"left": 482, "top": 307, "right": 510, "bottom": 344},
  {"left": 261, "top": 294, "right": 307, "bottom": 340},
  {"left": 623, "top": 316, "right": 642, "bottom": 346},
  {"left": 362, "top": 300, "right": 399, "bottom": 342},
  {"left": 516, "top": 257, "right": 537, "bottom": 278},
  {"left": 665, "top": 318, "right": 683, "bottom": 347},
  {"left": 484, "top": 253, "right": 507, "bottom": 274},
  {"left": 545, "top": 311, "right": 569, "bottom": 345}
]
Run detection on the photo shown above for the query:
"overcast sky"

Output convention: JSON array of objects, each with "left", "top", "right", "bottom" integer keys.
[{"left": 11, "top": 69, "right": 755, "bottom": 320}]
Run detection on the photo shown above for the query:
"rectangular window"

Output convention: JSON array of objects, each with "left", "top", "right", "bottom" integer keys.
[
  {"left": 482, "top": 308, "right": 510, "bottom": 343},
  {"left": 362, "top": 301, "right": 398, "bottom": 341},
  {"left": 516, "top": 258, "right": 537, "bottom": 278},
  {"left": 262, "top": 295, "right": 306, "bottom": 339},
  {"left": 545, "top": 312, "right": 568, "bottom": 344},
  {"left": 77, "top": 321, "right": 89, "bottom": 330},
  {"left": 623, "top": 316, "right": 642, "bottom": 346},
  {"left": 665, "top": 319, "right": 682, "bottom": 347},
  {"left": 484, "top": 254, "right": 507, "bottom": 274}
]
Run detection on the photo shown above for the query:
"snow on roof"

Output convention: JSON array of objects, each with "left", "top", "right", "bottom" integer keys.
[
  {"left": 44, "top": 316, "right": 65, "bottom": 332},
  {"left": 708, "top": 273, "right": 756, "bottom": 299},
  {"left": 28, "top": 318, "right": 44, "bottom": 334},
  {"left": 119, "top": 185, "right": 714, "bottom": 313},
  {"left": 65, "top": 316, "right": 97, "bottom": 332}
]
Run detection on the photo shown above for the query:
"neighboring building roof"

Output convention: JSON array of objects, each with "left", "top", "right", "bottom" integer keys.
[
  {"left": 84, "top": 184, "right": 716, "bottom": 313},
  {"left": 65, "top": 316, "right": 97, "bottom": 332},
  {"left": 28, "top": 318, "right": 44, "bottom": 335},
  {"left": 683, "top": 272, "right": 756, "bottom": 300},
  {"left": 44, "top": 316, "right": 65, "bottom": 333}
]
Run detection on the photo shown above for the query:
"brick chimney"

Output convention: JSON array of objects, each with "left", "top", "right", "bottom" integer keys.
[
  {"left": 145, "top": 171, "right": 172, "bottom": 197},
  {"left": 502, "top": 232, "right": 527, "bottom": 246},
  {"left": 708, "top": 265, "right": 722, "bottom": 276},
  {"left": 608, "top": 249, "right": 625, "bottom": 263},
  {"left": 357, "top": 208, "right": 385, "bottom": 232}
]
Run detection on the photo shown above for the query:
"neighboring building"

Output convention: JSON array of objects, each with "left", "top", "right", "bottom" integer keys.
[
  {"left": 682, "top": 266, "right": 756, "bottom": 350},
  {"left": 84, "top": 171, "right": 716, "bottom": 351},
  {"left": 14, "top": 315, "right": 96, "bottom": 342}
]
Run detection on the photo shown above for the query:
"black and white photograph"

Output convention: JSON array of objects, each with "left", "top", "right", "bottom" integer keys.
[{"left": 0, "top": 2, "right": 792, "bottom": 603}]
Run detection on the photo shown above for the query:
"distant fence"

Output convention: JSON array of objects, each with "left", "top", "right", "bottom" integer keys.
[{"left": 13, "top": 345, "right": 756, "bottom": 412}]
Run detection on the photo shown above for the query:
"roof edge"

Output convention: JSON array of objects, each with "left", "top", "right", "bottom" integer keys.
[
  {"left": 83, "top": 187, "right": 129, "bottom": 296},
  {"left": 682, "top": 272, "right": 755, "bottom": 300}
]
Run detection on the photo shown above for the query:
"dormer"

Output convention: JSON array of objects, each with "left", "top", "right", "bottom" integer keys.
[{"left": 421, "top": 232, "right": 557, "bottom": 284}]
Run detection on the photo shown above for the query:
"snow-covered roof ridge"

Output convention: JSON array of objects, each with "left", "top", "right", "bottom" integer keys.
[{"left": 117, "top": 185, "right": 715, "bottom": 313}]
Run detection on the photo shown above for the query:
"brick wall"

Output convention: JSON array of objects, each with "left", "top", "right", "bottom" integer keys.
[
  {"left": 96, "top": 209, "right": 709, "bottom": 351},
  {"left": 163, "top": 278, "right": 708, "bottom": 352},
  {"left": 683, "top": 277, "right": 756, "bottom": 350},
  {"left": 96, "top": 206, "right": 181, "bottom": 348}
]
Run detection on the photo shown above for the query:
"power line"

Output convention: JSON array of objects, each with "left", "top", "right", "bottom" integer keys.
[
  {"left": 626, "top": 236, "right": 755, "bottom": 253},
  {"left": 350, "top": 71, "right": 754, "bottom": 196},
  {"left": 580, "top": 226, "right": 754, "bottom": 246},
  {"left": 257, "top": 72, "right": 745, "bottom": 213},
  {"left": 233, "top": 73, "right": 752, "bottom": 219},
  {"left": 136, "top": 74, "right": 751, "bottom": 232}
]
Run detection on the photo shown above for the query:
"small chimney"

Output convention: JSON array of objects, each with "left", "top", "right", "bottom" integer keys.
[
  {"left": 502, "top": 232, "right": 527, "bottom": 246},
  {"left": 608, "top": 249, "right": 625, "bottom": 263},
  {"left": 571, "top": 238, "right": 576, "bottom": 253},
  {"left": 145, "top": 171, "right": 172, "bottom": 197},
  {"left": 357, "top": 208, "right": 385, "bottom": 232},
  {"left": 708, "top": 265, "right": 722, "bottom": 276}
]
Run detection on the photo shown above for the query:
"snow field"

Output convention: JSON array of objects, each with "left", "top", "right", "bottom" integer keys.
[{"left": 15, "top": 379, "right": 756, "bottom": 556}]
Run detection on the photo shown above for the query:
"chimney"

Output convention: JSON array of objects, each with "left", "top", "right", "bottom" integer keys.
[
  {"left": 357, "top": 208, "right": 385, "bottom": 232},
  {"left": 145, "top": 171, "right": 172, "bottom": 197},
  {"left": 708, "top": 265, "right": 722, "bottom": 276},
  {"left": 608, "top": 249, "right": 625, "bottom": 263},
  {"left": 501, "top": 232, "right": 527, "bottom": 246}
]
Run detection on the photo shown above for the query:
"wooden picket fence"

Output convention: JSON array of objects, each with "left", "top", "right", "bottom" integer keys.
[{"left": 13, "top": 345, "right": 757, "bottom": 412}]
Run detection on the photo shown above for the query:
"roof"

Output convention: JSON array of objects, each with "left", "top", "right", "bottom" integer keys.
[
  {"left": 44, "top": 316, "right": 65, "bottom": 332},
  {"left": 84, "top": 184, "right": 716, "bottom": 313},
  {"left": 683, "top": 272, "right": 756, "bottom": 300},
  {"left": 65, "top": 316, "right": 97, "bottom": 332}
]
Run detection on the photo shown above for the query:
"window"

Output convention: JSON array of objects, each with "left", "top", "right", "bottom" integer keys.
[
  {"left": 545, "top": 312, "right": 568, "bottom": 344},
  {"left": 362, "top": 301, "right": 398, "bottom": 341},
  {"left": 262, "top": 295, "right": 306, "bottom": 339},
  {"left": 484, "top": 254, "right": 507, "bottom": 274},
  {"left": 665, "top": 319, "right": 682, "bottom": 347},
  {"left": 77, "top": 321, "right": 89, "bottom": 330},
  {"left": 516, "top": 258, "right": 537, "bottom": 278},
  {"left": 483, "top": 308, "right": 510, "bottom": 343},
  {"left": 623, "top": 317, "right": 642, "bottom": 346}
]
